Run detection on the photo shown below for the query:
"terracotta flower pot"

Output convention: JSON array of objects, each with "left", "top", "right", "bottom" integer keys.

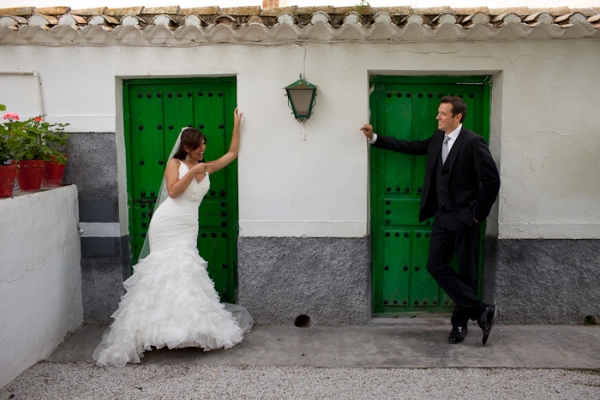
[
  {"left": 42, "top": 155, "right": 67, "bottom": 188},
  {"left": 0, "top": 164, "right": 18, "bottom": 198},
  {"left": 16, "top": 160, "right": 46, "bottom": 191}
]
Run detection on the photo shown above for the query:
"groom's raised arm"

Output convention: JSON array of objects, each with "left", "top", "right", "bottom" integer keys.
[{"left": 360, "top": 123, "right": 430, "bottom": 155}]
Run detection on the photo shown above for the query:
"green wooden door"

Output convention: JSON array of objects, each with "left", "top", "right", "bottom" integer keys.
[
  {"left": 370, "top": 76, "right": 491, "bottom": 315},
  {"left": 124, "top": 77, "right": 238, "bottom": 302}
]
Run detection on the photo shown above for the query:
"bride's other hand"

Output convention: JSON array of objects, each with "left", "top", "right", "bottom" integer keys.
[
  {"left": 234, "top": 107, "right": 243, "bottom": 126},
  {"left": 190, "top": 162, "right": 213, "bottom": 175},
  {"left": 166, "top": 160, "right": 214, "bottom": 199}
]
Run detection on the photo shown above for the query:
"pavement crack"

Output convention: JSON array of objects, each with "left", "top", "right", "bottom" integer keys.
[{"left": 506, "top": 345, "right": 526, "bottom": 367}]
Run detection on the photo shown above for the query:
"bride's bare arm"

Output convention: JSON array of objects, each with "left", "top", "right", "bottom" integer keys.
[
  {"left": 207, "top": 108, "right": 242, "bottom": 174},
  {"left": 165, "top": 159, "right": 212, "bottom": 199}
]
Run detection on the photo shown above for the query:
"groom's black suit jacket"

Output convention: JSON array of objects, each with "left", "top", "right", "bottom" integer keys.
[{"left": 373, "top": 127, "right": 500, "bottom": 226}]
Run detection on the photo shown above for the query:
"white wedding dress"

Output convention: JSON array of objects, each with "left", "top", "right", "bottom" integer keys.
[{"left": 93, "top": 162, "right": 252, "bottom": 367}]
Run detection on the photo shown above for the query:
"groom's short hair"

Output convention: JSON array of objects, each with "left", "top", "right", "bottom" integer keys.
[{"left": 441, "top": 96, "right": 467, "bottom": 123}]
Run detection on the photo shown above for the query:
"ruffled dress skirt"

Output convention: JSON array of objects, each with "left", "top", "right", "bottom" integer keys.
[{"left": 93, "top": 169, "right": 252, "bottom": 367}]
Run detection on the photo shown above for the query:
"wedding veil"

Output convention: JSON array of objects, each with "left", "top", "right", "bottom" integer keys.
[{"left": 137, "top": 127, "right": 184, "bottom": 261}]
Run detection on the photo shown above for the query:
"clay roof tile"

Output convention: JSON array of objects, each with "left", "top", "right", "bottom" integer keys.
[
  {"left": 105, "top": 6, "right": 144, "bottom": 17},
  {"left": 180, "top": 6, "right": 220, "bottom": 15},
  {"left": 34, "top": 6, "right": 71, "bottom": 15},
  {"left": 260, "top": 6, "right": 297, "bottom": 17},
  {"left": 488, "top": 7, "right": 530, "bottom": 15},
  {"left": 141, "top": 6, "right": 180, "bottom": 15},
  {"left": 0, "top": 7, "right": 35, "bottom": 16},
  {"left": 70, "top": 7, "right": 107, "bottom": 16},
  {"left": 413, "top": 6, "right": 453, "bottom": 15},
  {"left": 371, "top": 6, "right": 412, "bottom": 15},
  {"left": 297, "top": 6, "right": 334, "bottom": 15},
  {"left": 221, "top": 6, "right": 260, "bottom": 16},
  {"left": 0, "top": 3, "right": 597, "bottom": 43}
]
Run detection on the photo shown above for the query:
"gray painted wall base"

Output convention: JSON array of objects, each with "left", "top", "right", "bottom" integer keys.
[
  {"left": 81, "top": 255, "right": 123, "bottom": 322},
  {"left": 81, "top": 236, "right": 131, "bottom": 323},
  {"left": 486, "top": 239, "right": 600, "bottom": 324},
  {"left": 64, "top": 132, "right": 127, "bottom": 322},
  {"left": 63, "top": 132, "right": 118, "bottom": 201},
  {"left": 238, "top": 237, "right": 371, "bottom": 326}
]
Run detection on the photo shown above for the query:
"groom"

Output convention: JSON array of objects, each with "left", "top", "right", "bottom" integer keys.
[{"left": 361, "top": 96, "right": 501, "bottom": 345}]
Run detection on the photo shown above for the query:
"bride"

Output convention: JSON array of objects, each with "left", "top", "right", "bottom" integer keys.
[{"left": 93, "top": 108, "right": 252, "bottom": 367}]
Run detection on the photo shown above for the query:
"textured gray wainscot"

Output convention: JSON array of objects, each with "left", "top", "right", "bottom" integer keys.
[
  {"left": 63, "top": 133, "right": 119, "bottom": 201},
  {"left": 63, "top": 132, "right": 128, "bottom": 322},
  {"left": 486, "top": 239, "right": 600, "bottom": 324},
  {"left": 238, "top": 237, "right": 371, "bottom": 326},
  {"left": 80, "top": 250, "right": 127, "bottom": 323}
]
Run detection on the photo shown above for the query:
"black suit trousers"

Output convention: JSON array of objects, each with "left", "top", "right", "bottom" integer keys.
[{"left": 426, "top": 209, "right": 487, "bottom": 327}]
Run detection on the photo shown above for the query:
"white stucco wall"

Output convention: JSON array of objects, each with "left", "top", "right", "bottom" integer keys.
[
  {"left": 0, "top": 186, "right": 82, "bottom": 388},
  {"left": 0, "top": 39, "right": 598, "bottom": 239}
]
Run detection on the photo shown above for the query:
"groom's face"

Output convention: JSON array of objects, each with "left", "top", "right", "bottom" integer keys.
[{"left": 436, "top": 103, "right": 462, "bottom": 134}]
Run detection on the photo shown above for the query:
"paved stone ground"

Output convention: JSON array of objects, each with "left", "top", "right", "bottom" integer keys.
[
  {"left": 2, "top": 322, "right": 600, "bottom": 399},
  {"left": 45, "top": 323, "right": 600, "bottom": 369}
]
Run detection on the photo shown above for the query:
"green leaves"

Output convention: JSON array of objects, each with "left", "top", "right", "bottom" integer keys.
[
  {"left": 0, "top": 117, "right": 22, "bottom": 164},
  {"left": 0, "top": 109, "right": 70, "bottom": 164},
  {"left": 354, "top": 0, "right": 370, "bottom": 13}
]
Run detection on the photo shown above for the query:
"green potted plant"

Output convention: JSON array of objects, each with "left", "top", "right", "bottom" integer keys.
[
  {"left": 6, "top": 111, "right": 70, "bottom": 191},
  {"left": 38, "top": 118, "right": 70, "bottom": 188},
  {"left": 0, "top": 104, "right": 20, "bottom": 197}
]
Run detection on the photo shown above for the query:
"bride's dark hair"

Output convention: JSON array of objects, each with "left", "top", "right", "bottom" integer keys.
[{"left": 173, "top": 128, "right": 207, "bottom": 162}]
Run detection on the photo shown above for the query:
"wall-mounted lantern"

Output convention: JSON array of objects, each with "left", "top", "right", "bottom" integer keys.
[{"left": 284, "top": 74, "right": 318, "bottom": 122}]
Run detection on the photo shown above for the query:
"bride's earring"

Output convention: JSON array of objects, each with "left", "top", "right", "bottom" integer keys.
[{"left": 186, "top": 154, "right": 191, "bottom": 162}]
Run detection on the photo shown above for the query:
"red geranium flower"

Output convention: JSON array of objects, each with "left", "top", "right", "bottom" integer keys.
[
  {"left": 2, "top": 113, "right": 19, "bottom": 121},
  {"left": 34, "top": 116, "right": 43, "bottom": 122}
]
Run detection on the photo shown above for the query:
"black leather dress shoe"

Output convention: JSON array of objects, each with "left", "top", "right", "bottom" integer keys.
[
  {"left": 448, "top": 325, "right": 468, "bottom": 344},
  {"left": 477, "top": 305, "right": 496, "bottom": 346}
]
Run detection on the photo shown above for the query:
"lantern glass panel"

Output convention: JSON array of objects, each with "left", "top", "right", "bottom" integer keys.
[{"left": 288, "top": 89, "right": 313, "bottom": 116}]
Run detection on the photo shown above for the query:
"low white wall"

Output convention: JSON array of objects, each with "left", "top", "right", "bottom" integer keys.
[{"left": 0, "top": 185, "right": 82, "bottom": 389}]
